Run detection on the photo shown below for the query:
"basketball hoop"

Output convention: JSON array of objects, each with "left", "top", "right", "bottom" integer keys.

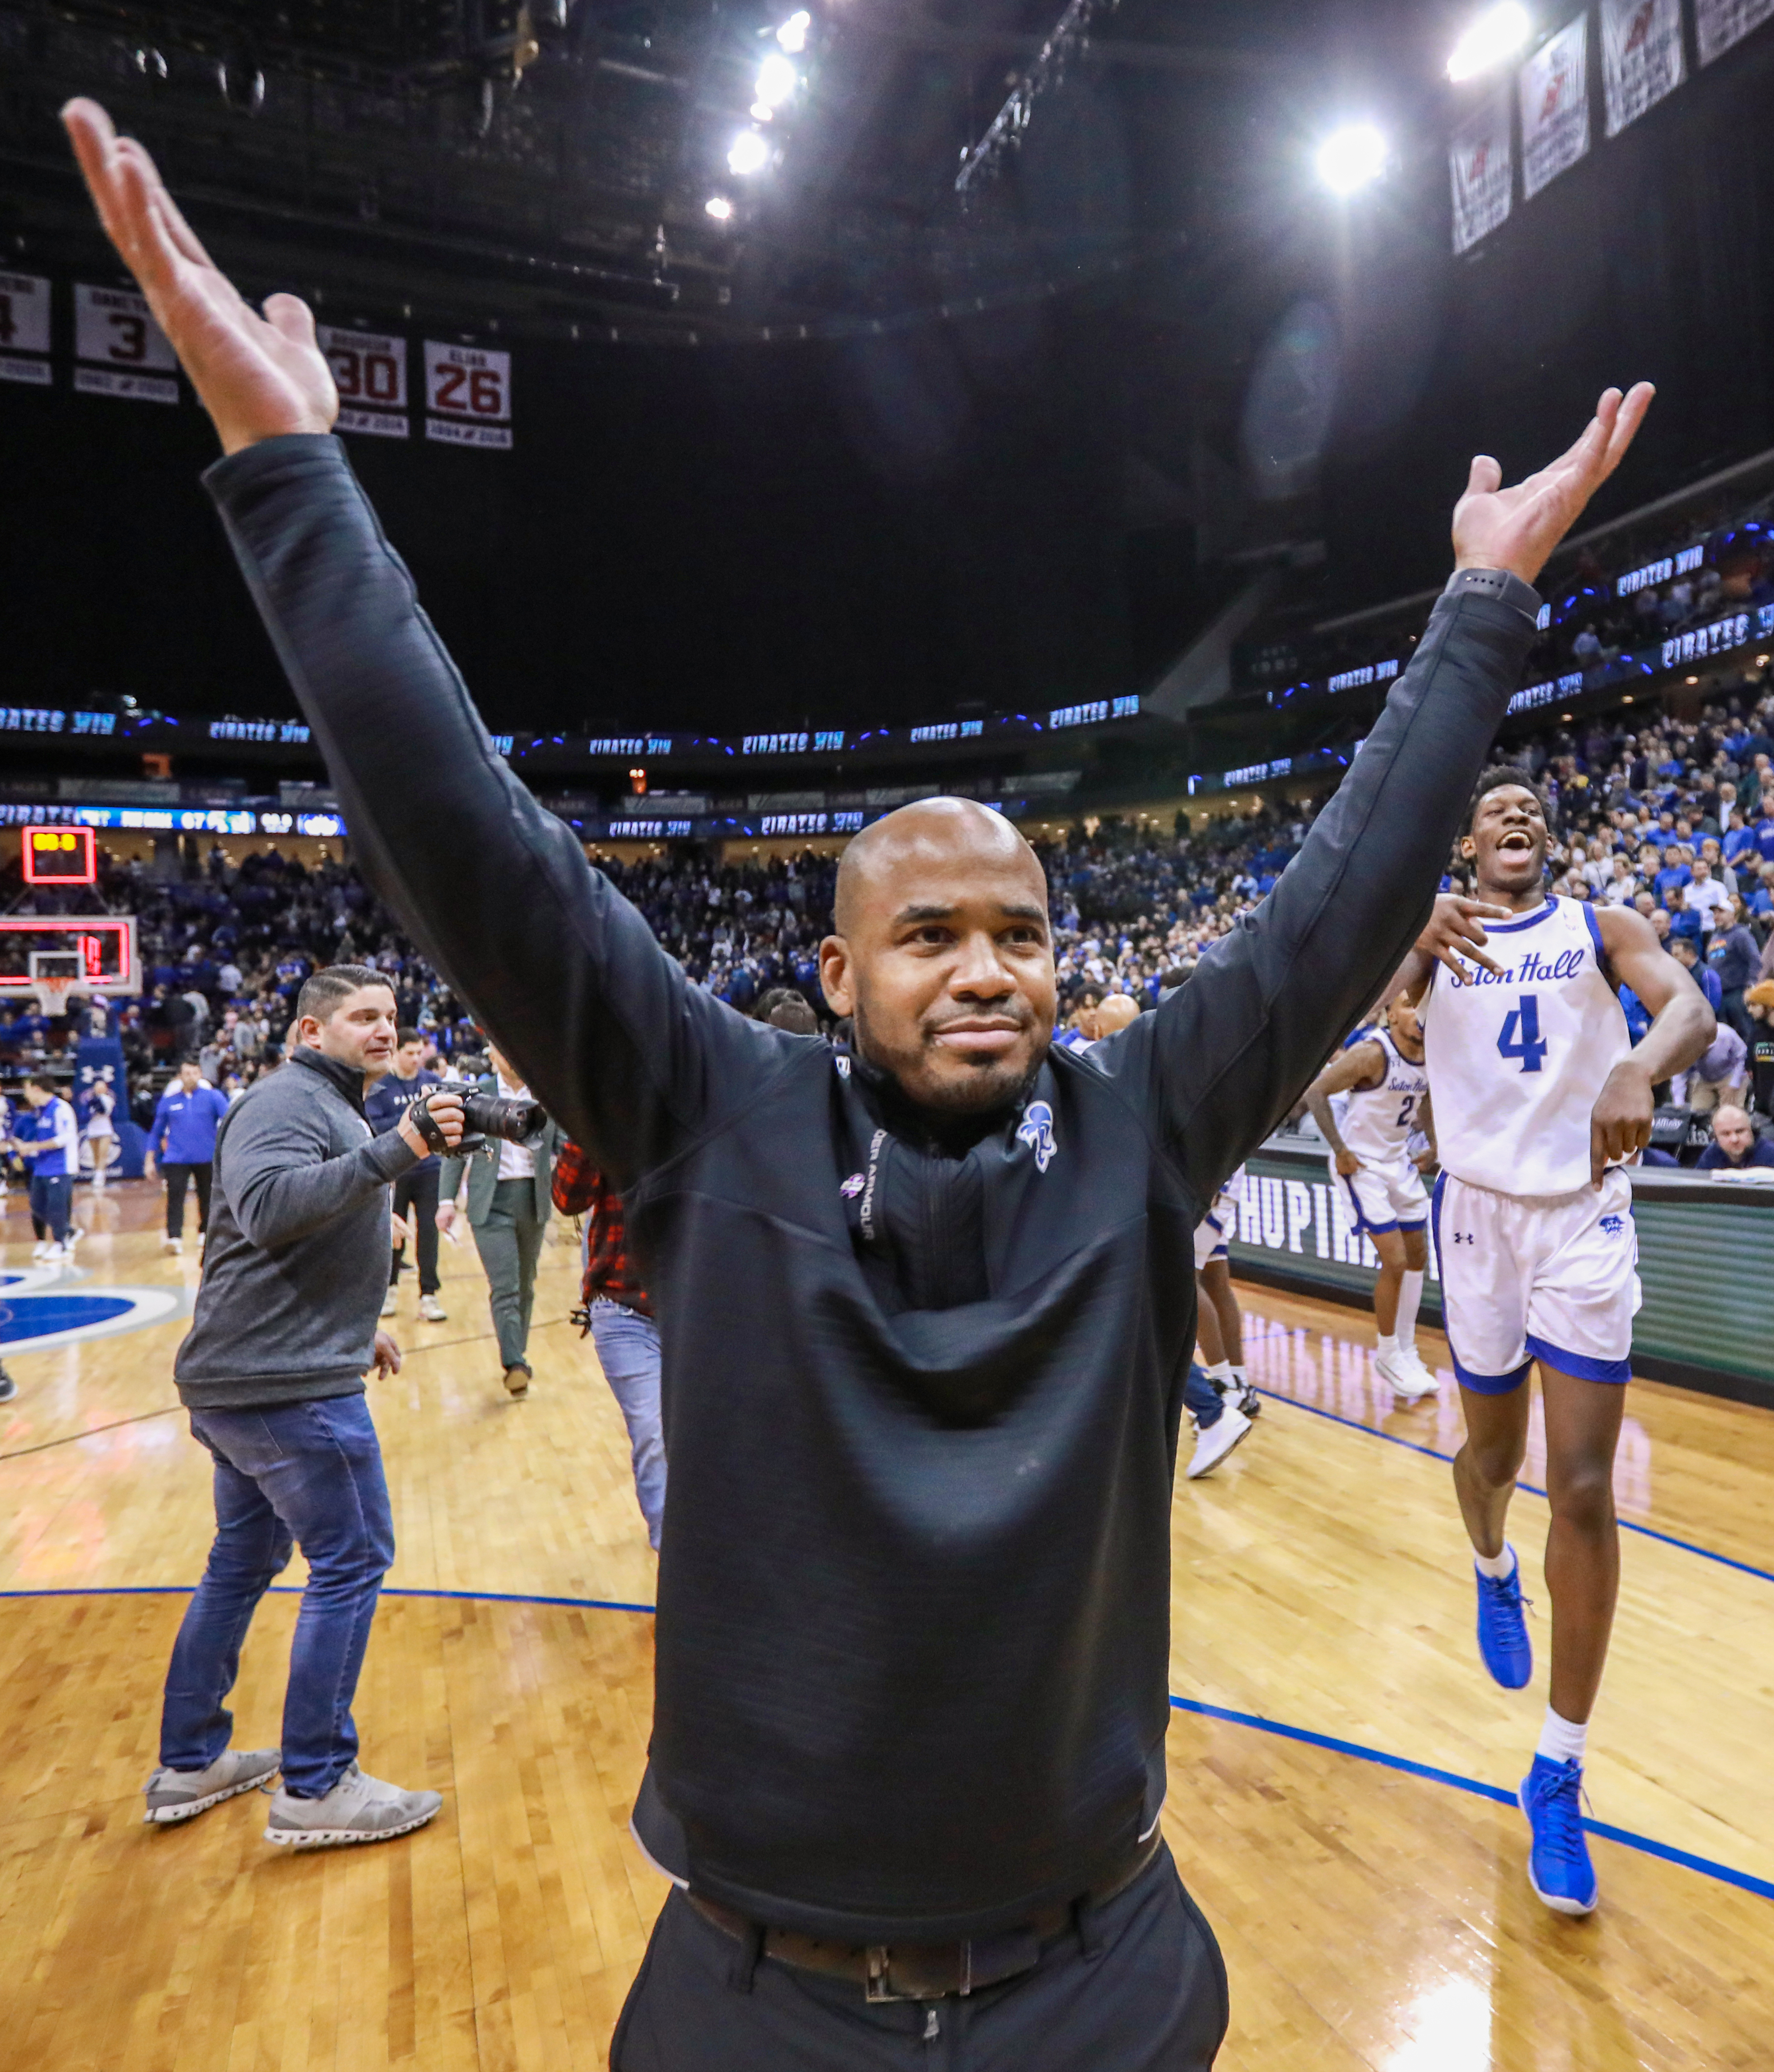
[{"left": 28, "top": 950, "right": 83, "bottom": 1019}]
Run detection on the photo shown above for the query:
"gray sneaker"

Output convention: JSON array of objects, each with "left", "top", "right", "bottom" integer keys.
[
  {"left": 263, "top": 1761, "right": 442, "bottom": 1848},
  {"left": 143, "top": 1747, "right": 281, "bottom": 1824}
]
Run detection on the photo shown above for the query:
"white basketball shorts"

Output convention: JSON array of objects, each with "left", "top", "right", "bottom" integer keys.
[
  {"left": 1431, "top": 1167, "right": 1640, "bottom": 1393},
  {"left": 1329, "top": 1154, "right": 1429, "bottom": 1237},
  {"left": 1192, "top": 1189, "right": 1236, "bottom": 1270}
]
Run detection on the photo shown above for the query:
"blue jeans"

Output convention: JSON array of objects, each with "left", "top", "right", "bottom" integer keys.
[
  {"left": 1183, "top": 1363, "right": 1222, "bottom": 1429},
  {"left": 159, "top": 1394, "right": 396, "bottom": 1796},
  {"left": 589, "top": 1298, "right": 667, "bottom": 1550},
  {"left": 29, "top": 1172, "right": 72, "bottom": 1242}
]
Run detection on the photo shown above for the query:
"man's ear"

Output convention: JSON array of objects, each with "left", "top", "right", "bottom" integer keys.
[
  {"left": 1459, "top": 833, "right": 1477, "bottom": 859},
  {"left": 818, "top": 935, "right": 854, "bottom": 1018}
]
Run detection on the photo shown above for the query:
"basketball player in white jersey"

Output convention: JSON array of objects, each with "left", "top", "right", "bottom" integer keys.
[
  {"left": 1303, "top": 994, "right": 1438, "bottom": 1403},
  {"left": 1399, "top": 772, "right": 1713, "bottom": 1915},
  {"left": 1193, "top": 1167, "right": 1259, "bottom": 1417}
]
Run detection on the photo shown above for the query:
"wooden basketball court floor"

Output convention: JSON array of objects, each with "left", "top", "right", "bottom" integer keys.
[{"left": 2, "top": 1180, "right": 1771, "bottom": 2071}]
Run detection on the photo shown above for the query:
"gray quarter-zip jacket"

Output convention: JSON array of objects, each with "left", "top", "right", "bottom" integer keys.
[{"left": 174, "top": 1045, "right": 418, "bottom": 1411}]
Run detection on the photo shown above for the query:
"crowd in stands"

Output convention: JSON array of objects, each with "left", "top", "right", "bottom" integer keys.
[
  {"left": 3, "top": 664, "right": 1774, "bottom": 1148},
  {"left": 1292, "top": 492, "right": 1774, "bottom": 706}
]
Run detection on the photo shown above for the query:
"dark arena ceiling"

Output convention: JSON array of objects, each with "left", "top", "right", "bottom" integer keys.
[{"left": 0, "top": 0, "right": 1450, "bottom": 345}]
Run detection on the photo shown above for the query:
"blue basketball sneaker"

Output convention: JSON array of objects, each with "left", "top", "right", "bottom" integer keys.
[
  {"left": 1474, "top": 1549, "right": 1532, "bottom": 1689},
  {"left": 1519, "top": 1755, "right": 1597, "bottom": 1914}
]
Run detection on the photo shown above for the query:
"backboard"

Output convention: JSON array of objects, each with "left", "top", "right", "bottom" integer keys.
[{"left": 0, "top": 917, "right": 138, "bottom": 1011}]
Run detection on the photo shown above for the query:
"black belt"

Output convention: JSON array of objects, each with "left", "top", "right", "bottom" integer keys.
[{"left": 686, "top": 1830, "right": 1163, "bottom": 2003}]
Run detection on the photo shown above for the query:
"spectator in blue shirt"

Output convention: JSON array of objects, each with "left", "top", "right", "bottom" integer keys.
[
  {"left": 1669, "top": 935, "right": 1722, "bottom": 1015},
  {"left": 1723, "top": 810, "right": 1757, "bottom": 868},
  {"left": 363, "top": 1027, "right": 448, "bottom": 1322},
  {"left": 1654, "top": 849, "right": 1694, "bottom": 903},
  {"left": 1696, "top": 1105, "right": 1774, "bottom": 1171},
  {"left": 1618, "top": 984, "right": 1653, "bottom": 1044},
  {"left": 1663, "top": 885, "right": 1704, "bottom": 952},
  {"left": 149, "top": 1058, "right": 231, "bottom": 1255}
]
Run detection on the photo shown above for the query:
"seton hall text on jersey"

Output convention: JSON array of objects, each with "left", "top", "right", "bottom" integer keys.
[{"left": 1466, "top": 945, "right": 1590, "bottom": 986}]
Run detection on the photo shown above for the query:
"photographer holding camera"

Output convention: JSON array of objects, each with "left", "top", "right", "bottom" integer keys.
[
  {"left": 436, "top": 1043, "right": 562, "bottom": 1398},
  {"left": 143, "top": 964, "right": 466, "bottom": 1847}
]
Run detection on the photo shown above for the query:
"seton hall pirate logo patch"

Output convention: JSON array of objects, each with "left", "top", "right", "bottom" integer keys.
[{"left": 1016, "top": 1100, "right": 1058, "bottom": 1174}]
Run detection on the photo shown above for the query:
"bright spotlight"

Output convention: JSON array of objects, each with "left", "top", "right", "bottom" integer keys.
[
  {"left": 705, "top": 195, "right": 734, "bottom": 220},
  {"left": 1314, "top": 123, "right": 1387, "bottom": 196},
  {"left": 1447, "top": 3, "right": 1531, "bottom": 81},
  {"left": 755, "top": 53, "right": 798, "bottom": 107},
  {"left": 777, "top": 10, "right": 811, "bottom": 52},
  {"left": 727, "top": 128, "right": 771, "bottom": 176}
]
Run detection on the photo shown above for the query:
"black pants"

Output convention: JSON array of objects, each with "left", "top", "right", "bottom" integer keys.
[
  {"left": 611, "top": 1844, "right": 1227, "bottom": 2071},
  {"left": 390, "top": 1166, "right": 441, "bottom": 1295},
  {"left": 163, "top": 1161, "right": 213, "bottom": 1238}
]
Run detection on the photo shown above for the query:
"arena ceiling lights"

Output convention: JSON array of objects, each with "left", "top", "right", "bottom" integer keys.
[
  {"left": 1446, "top": 3, "right": 1533, "bottom": 82},
  {"left": 1314, "top": 122, "right": 1388, "bottom": 195},
  {"left": 713, "top": 11, "right": 811, "bottom": 211}
]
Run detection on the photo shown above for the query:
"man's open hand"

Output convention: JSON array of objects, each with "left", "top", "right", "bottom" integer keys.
[
  {"left": 1415, "top": 894, "right": 1513, "bottom": 986},
  {"left": 372, "top": 1329, "right": 403, "bottom": 1378},
  {"left": 1452, "top": 384, "right": 1655, "bottom": 588},
  {"left": 61, "top": 98, "right": 337, "bottom": 455}
]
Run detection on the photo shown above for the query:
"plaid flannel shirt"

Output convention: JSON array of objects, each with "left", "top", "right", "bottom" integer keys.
[{"left": 551, "top": 1137, "right": 652, "bottom": 1318}]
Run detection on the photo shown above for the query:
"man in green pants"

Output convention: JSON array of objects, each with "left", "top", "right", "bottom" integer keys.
[{"left": 440, "top": 1045, "right": 563, "bottom": 1398}]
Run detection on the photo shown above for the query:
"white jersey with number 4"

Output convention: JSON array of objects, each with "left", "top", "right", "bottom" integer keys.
[
  {"left": 1420, "top": 895, "right": 1629, "bottom": 1197},
  {"left": 1339, "top": 1029, "right": 1429, "bottom": 1167}
]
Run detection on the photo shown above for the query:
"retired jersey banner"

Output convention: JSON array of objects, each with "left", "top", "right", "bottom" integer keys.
[
  {"left": 1519, "top": 17, "right": 1592, "bottom": 200},
  {"left": 0, "top": 272, "right": 51, "bottom": 387},
  {"left": 73, "top": 284, "right": 177, "bottom": 403},
  {"left": 1695, "top": 0, "right": 1774, "bottom": 63},
  {"left": 317, "top": 325, "right": 409, "bottom": 438},
  {"left": 1449, "top": 94, "right": 1513, "bottom": 254},
  {"left": 424, "top": 341, "right": 512, "bottom": 449},
  {"left": 1601, "top": 0, "right": 1685, "bottom": 135}
]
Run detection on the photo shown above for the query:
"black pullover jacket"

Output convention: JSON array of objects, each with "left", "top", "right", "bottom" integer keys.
[{"left": 204, "top": 435, "right": 1539, "bottom": 1941}]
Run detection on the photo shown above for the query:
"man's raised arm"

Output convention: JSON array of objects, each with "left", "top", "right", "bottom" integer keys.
[
  {"left": 1148, "top": 385, "right": 1653, "bottom": 1206},
  {"left": 62, "top": 99, "right": 746, "bottom": 1185}
]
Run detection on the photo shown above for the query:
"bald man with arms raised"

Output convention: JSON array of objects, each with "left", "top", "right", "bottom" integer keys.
[{"left": 64, "top": 97, "right": 1654, "bottom": 2069}]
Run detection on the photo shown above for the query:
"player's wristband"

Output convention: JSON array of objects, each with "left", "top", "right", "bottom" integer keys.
[{"left": 1443, "top": 565, "right": 1542, "bottom": 623}]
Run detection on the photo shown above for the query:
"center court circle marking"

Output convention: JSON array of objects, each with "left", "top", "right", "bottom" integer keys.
[{"left": 0, "top": 1284, "right": 187, "bottom": 1353}]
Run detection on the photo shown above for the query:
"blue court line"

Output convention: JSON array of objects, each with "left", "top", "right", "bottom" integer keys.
[
  {"left": 1169, "top": 1693, "right": 1774, "bottom": 1905},
  {"left": 3, "top": 1583, "right": 1766, "bottom": 1904},
  {"left": 0, "top": 1583, "right": 658, "bottom": 1616},
  {"left": 1247, "top": 1378, "right": 1774, "bottom": 1589}
]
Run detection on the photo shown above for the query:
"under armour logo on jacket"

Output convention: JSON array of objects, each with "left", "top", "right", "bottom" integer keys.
[{"left": 1016, "top": 1100, "right": 1058, "bottom": 1173}]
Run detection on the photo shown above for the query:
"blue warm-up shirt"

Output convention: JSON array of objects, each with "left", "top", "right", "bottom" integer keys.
[{"left": 151, "top": 1082, "right": 231, "bottom": 1164}]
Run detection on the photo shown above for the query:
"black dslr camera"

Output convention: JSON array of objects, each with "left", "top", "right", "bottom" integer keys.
[{"left": 406, "top": 1084, "right": 547, "bottom": 1159}]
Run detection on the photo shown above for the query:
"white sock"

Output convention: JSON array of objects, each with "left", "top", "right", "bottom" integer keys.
[
  {"left": 1376, "top": 1332, "right": 1399, "bottom": 1360},
  {"left": 1473, "top": 1544, "right": 1516, "bottom": 1581},
  {"left": 1536, "top": 1707, "right": 1588, "bottom": 1767},
  {"left": 1228, "top": 1364, "right": 1248, "bottom": 1389},
  {"left": 1396, "top": 1270, "right": 1423, "bottom": 1348},
  {"left": 1204, "top": 1359, "right": 1232, "bottom": 1387}
]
